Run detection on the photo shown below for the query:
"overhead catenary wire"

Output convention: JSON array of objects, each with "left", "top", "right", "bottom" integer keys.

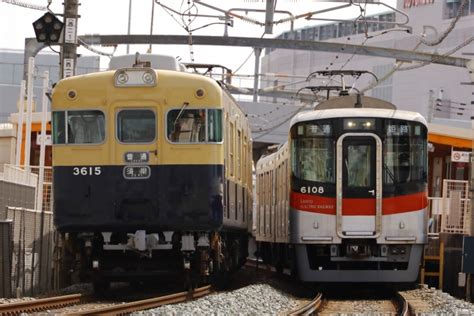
[
  {"left": 397, "top": 36, "right": 474, "bottom": 71},
  {"left": 419, "top": 0, "right": 469, "bottom": 47},
  {"left": 78, "top": 38, "right": 117, "bottom": 58},
  {"left": 1, "top": 0, "right": 46, "bottom": 11},
  {"left": 360, "top": 0, "right": 470, "bottom": 93}
]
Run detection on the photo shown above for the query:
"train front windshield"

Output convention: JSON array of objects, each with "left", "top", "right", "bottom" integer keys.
[
  {"left": 291, "top": 118, "right": 427, "bottom": 195},
  {"left": 291, "top": 121, "right": 335, "bottom": 185}
]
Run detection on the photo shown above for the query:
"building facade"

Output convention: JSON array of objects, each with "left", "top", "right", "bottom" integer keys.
[
  {"left": 261, "top": 0, "right": 473, "bottom": 122},
  {"left": 0, "top": 49, "right": 99, "bottom": 123}
]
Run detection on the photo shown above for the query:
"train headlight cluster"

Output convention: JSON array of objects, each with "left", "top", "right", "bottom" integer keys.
[
  {"left": 114, "top": 68, "right": 157, "bottom": 87},
  {"left": 344, "top": 118, "right": 375, "bottom": 130}
]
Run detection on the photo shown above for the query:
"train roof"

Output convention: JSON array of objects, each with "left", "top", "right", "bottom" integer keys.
[
  {"left": 291, "top": 95, "right": 427, "bottom": 127},
  {"left": 291, "top": 108, "right": 427, "bottom": 127}
]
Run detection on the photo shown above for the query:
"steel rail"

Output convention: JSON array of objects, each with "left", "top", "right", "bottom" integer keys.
[
  {"left": 70, "top": 285, "right": 212, "bottom": 316},
  {"left": 0, "top": 293, "right": 82, "bottom": 315},
  {"left": 395, "top": 292, "right": 412, "bottom": 316},
  {"left": 288, "top": 292, "right": 323, "bottom": 316}
]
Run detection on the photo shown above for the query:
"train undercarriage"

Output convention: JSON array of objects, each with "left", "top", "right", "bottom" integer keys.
[
  {"left": 56, "top": 230, "right": 248, "bottom": 292},
  {"left": 257, "top": 240, "right": 422, "bottom": 283}
]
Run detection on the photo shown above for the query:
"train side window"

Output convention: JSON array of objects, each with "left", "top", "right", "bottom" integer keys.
[
  {"left": 52, "top": 111, "right": 66, "bottom": 144},
  {"left": 229, "top": 122, "right": 235, "bottom": 177},
  {"left": 237, "top": 130, "right": 241, "bottom": 180},
  {"left": 117, "top": 109, "right": 155, "bottom": 143},
  {"left": 167, "top": 109, "right": 208, "bottom": 143},
  {"left": 208, "top": 109, "right": 223, "bottom": 142},
  {"left": 53, "top": 110, "right": 105, "bottom": 145}
]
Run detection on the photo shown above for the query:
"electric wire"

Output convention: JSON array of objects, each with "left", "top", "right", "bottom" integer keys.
[
  {"left": 1, "top": 0, "right": 46, "bottom": 10},
  {"left": 360, "top": 0, "right": 470, "bottom": 93},
  {"left": 78, "top": 38, "right": 117, "bottom": 58},
  {"left": 419, "top": 0, "right": 469, "bottom": 47}
]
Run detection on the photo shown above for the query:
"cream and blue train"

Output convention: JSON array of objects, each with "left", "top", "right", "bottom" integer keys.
[{"left": 51, "top": 56, "right": 252, "bottom": 290}]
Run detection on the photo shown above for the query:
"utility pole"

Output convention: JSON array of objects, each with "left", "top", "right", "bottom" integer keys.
[
  {"left": 127, "top": 0, "right": 132, "bottom": 54},
  {"left": 60, "top": 0, "right": 79, "bottom": 79}
]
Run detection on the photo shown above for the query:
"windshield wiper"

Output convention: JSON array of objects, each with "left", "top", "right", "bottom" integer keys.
[
  {"left": 173, "top": 102, "right": 189, "bottom": 127},
  {"left": 383, "top": 162, "right": 397, "bottom": 184}
]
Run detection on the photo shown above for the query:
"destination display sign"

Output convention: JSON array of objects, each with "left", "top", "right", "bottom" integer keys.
[
  {"left": 123, "top": 166, "right": 151, "bottom": 179},
  {"left": 124, "top": 152, "right": 149, "bottom": 164}
]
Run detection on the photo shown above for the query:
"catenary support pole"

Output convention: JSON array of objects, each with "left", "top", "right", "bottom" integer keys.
[{"left": 60, "top": 0, "right": 79, "bottom": 79}]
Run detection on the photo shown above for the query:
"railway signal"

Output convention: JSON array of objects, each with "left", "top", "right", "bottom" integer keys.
[{"left": 32, "top": 12, "right": 64, "bottom": 44}]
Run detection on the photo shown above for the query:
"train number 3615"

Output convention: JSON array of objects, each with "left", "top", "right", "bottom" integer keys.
[
  {"left": 73, "top": 167, "right": 102, "bottom": 176},
  {"left": 300, "top": 186, "right": 324, "bottom": 194}
]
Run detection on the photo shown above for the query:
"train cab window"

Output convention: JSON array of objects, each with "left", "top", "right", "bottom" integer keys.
[
  {"left": 52, "top": 110, "right": 105, "bottom": 145},
  {"left": 291, "top": 121, "right": 335, "bottom": 183},
  {"left": 167, "top": 109, "right": 222, "bottom": 143},
  {"left": 117, "top": 110, "right": 155, "bottom": 143},
  {"left": 383, "top": 121, "right": 427, "bottom": 185}
]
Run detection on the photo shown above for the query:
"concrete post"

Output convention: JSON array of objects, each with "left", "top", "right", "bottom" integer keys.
[
  {"left": 60, "top": 0, "right": 79, "bottom": 79},
  {"left": 253, "top": 48, "right": 262, "bottom": 102}
]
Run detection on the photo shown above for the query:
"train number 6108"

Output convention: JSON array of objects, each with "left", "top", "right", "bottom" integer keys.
[
  {"left": 300, "top": 186, "right": 324, "bottom": 194},
  {"left": 73, "top": 167, "right": 102, "bottom": 176}
]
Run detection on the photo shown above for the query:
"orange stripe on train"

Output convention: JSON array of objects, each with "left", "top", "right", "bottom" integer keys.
[{"left": 290, "top": 191, "right": 427, "bottom": 215}]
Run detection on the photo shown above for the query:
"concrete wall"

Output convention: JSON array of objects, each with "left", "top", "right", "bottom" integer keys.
[
  {"left": 0, "top": 124, "right": 16, "bottom": 171},
  {"left": 0, "top": 180, "right": 35, "bottom": 213}
]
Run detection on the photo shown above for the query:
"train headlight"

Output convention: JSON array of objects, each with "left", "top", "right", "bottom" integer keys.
[
  {"left": 114, "top": 68, "right": 157, "bottom": 87},
  {"left": 116, "top": 71, "right": 129, "bottom": 85},
  {"left": 92, "top": 260, "right": 99, "bottom": 269},
  {"left": 142, "top": 71, "right": 155, "bottom": 85}
]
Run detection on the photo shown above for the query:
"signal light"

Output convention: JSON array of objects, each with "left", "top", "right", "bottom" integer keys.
[{"left": 32, "top": 12, "right": 64, "bottom": 44}]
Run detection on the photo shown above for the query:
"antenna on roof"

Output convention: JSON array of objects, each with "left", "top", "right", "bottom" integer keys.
[{"left": 133, "top": 52, "right": 151, "bottom": 68}]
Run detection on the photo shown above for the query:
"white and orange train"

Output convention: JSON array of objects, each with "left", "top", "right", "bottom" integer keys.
[{"left": 254, "top": 95, "right": 428, "bottom": 282}]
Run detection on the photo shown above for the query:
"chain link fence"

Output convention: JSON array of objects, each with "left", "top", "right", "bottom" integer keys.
[{"left": 0, "top": 165, "right": 54, "bottom": 297}]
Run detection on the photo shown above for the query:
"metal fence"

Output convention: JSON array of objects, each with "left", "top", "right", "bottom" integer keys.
[
  {"left": 428, "top": 180, "right": 471, "bottom": 236},
  {"left": 0, "top": 207, "right": 54, "bottom": 297},
  {"left": 1, "top": 164, "right": 53, "bottom": 213},
  {"left": 428, "top": 197, "right": 443, "bottom": 236},
  {"left": 0, "top": 221, "right": 13, "bottom": 297},
  {"left": 441, "top": 180, "right": 471, "bottom": 235}
]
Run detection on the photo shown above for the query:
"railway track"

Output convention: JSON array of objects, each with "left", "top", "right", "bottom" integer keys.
[
  {"left": 320, "top": 291, "right": 412, "bottom": 315},
  {"left": 0, "top": 285, "right": 212, "bottom": 316},
  {"left": 0, "top": 293, "right": 82, "bottom": 315},
  {"left": 287, "top": 290, "right": 411, "bottom": 316},
  {"left": 394, "top": 292, "right": 412, "bottom": 316},
  {"left": 288, "top": 292, "right": 323, "bottom": 315}
]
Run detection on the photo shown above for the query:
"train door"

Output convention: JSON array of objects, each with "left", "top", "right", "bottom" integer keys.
[
  {"left": 114, "top": 107, "right": 159, "bottom": 164},
  {"left": 112, "top": 107, "right": 160, "bottom": 221},
  {"left": 336, "top": 134, "right": 382, "bottom": 237}
]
